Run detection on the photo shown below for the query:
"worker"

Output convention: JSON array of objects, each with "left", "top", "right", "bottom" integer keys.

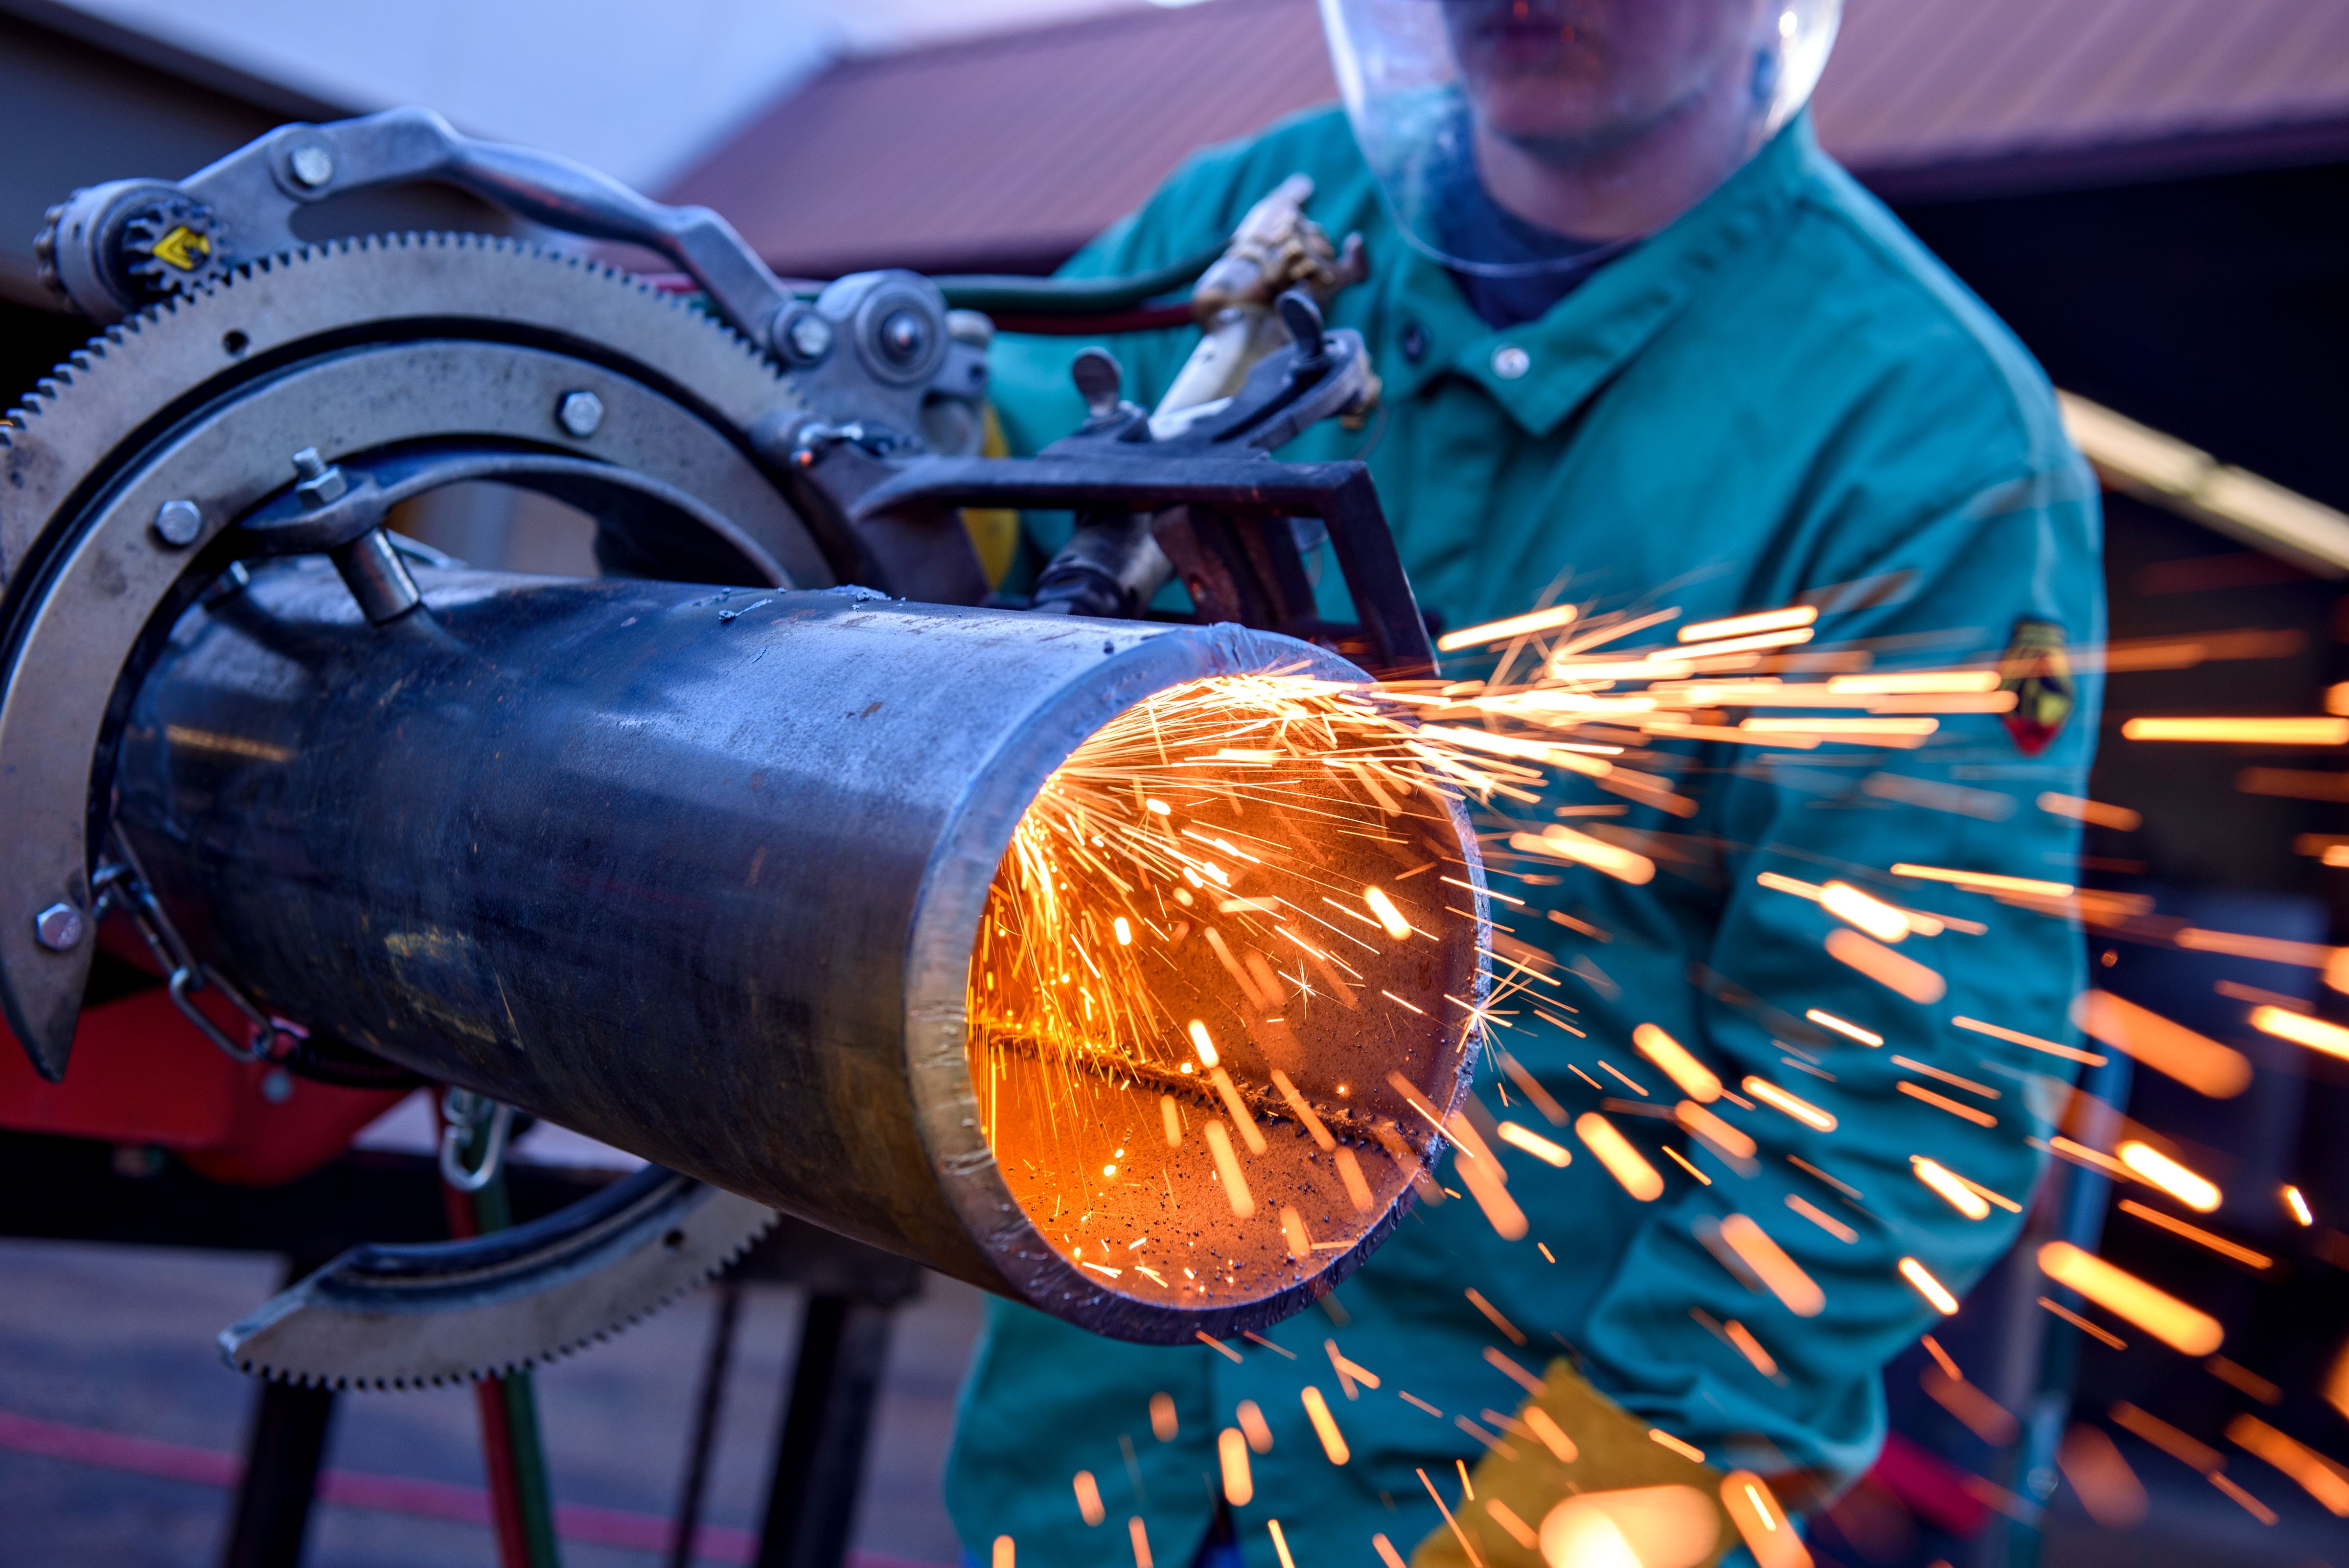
[{"left": 948, "top": 2, "right": 2101, "bottom": 1566}]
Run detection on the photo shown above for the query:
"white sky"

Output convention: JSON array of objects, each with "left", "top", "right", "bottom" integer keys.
[{"left": 62, "top": 0, "right": 1203, "bottom": 189}]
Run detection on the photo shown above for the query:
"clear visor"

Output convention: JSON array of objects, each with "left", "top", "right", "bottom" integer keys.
[{"left": 1319, "top": 0, "right": 1842, "bottom": 276}]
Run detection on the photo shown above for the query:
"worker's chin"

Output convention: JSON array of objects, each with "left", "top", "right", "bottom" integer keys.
[{"left": 1472, "top": 88, "right": 1657, "bottom": 163}]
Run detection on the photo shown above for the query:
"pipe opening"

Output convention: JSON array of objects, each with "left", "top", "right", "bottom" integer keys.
[{"left": 966, "top": 672, "right": 1487, "bottom": 1313}]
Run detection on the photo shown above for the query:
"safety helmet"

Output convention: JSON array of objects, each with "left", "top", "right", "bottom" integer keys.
[{"left": 1319, "top": 0, "right": 1842, "bottom": 276}]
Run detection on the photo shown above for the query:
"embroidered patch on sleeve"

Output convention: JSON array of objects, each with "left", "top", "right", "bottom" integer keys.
[{"left": 1998, "top": 618, "right": 2074, "bottom": 755}]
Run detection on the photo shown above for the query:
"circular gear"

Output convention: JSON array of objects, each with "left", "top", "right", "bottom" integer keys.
[
  {"left": 117, "top": 193, "right": 230, "bottom": 300},
  {"left": 0, "top": 232, "right": 832, "bottom": 1074}
]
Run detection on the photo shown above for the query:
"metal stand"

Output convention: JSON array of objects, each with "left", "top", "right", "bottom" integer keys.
[
  {"left": 755, "top": 1294, "right": 899, "bottom": 1568},
  {"left": 218, "top": 1378, "right": 338, "bottom": 1568},
  {"left": 668, "top": 1276, "right": 745, "bottom": 1568}
]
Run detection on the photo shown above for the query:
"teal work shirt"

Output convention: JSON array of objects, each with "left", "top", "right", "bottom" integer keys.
[{"left": 947, "top": 106, "right": 2102, "bottom": 1568}]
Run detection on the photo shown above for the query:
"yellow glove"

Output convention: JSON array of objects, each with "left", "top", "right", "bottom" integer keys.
[{"left": 1409, "top": 1360, "right": 1808, "bottom": 1568}]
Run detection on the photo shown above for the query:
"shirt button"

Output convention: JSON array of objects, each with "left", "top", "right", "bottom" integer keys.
[
  {"left": 1401, "top": 322, "right": 1428, "bottom": 364},
  {"left": 1492, "top": 345, "right": 1531, "bottom": 380}
]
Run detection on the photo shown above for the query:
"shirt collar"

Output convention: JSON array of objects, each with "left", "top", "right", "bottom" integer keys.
[{"left": 1375, "top": 111, "right": 1821, "bottom": 435}]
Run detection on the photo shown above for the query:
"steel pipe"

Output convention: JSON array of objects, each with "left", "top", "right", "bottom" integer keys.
[{"left": 112, "top": 561, "right": 1485, "bottom": 1340}]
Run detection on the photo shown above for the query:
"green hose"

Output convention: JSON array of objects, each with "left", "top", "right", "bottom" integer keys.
[{"left": 932, "top": 240, "right": 1224, "bottom": 315}]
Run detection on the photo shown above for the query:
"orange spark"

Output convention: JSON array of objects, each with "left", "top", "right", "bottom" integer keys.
[
  {"left": 2037, "top": 792, "right": 2143, "bottom": 830},
  {"left": 1508, "top": 825, "right": 1656, "bottom": 884},
  {"left": 2121, "top": 716, "right": 2349, "bottom": 744},
  {"left": 2249, "top": 1003, "right": 2349, "bottom": 1062},
  {"left": 1900, "top": 1257, "right": 1960, "bottom": 1315},
  {"left": 1497, "top": 1121, "right": 1573, "bottom": 1166},
  {"left": 1074, "top": 1471, "right": 1105, "bottom": 1526},
  {"left": 1218, "top": 1429, "right": 1252, "bottom": 1506},
  {"left": 1825, "top": 928, "right": 1946, "bottom": 1003},
  {"left": 1633, "top": 1022, "right": 1722, "bottom": 1102},
  {"left": 1891, "top": 863, "right": 2074, "bottom": 898},
  {"left": 1719, "top": 1215, "right": 1823, "bottom": 1316},
  {"left": 1805, "top": 1008, "right": 1883, "bottom": 1046},
  {"left": 2073, "top": 991, "right": 2253, "bottom": 1097},
  {"left": 2117, "top": 1140, "right": 2221, "bottom": 1212},
  {"left": 2284, "top": 1185, "right": 2314, "bottom": 1226},
  {"left": 1300, "top": 1387, "right": 1350, "bottom": 1464},
  {"left": 1363, "top": 885, "right": 1414, "bottom": 940},
  {"left": 1744, "top": 1077, "right": 1836, "bottom": 1131},
  {"left": 2038, "top": 1242, "right": 2222, "bottom": 1354},
  {"left": 1202, "top": 1121, "right": 1254, "bottom": 1218},
  {"left": 1576, "top": 1112, "right": 1664, "bottom": 1201},
  {"left": 1912, "top": 1157, "right": 1991, "bottom": 1220},
  {"left": 1150, "top": 1392, "right": 1177, "bottom": 1441},
  {"left": 1680, "top": 605, "right": 1818, "bottom": 642},
  {"left": 1435, "top": 603, "right": 1578, "bottom": 650},
  {"left": 1722, "top": 1470, "right": 1812, "bottom": 1568},
  {"left": 1820, "top": 881, "right": 1911, "bottom": 944}
]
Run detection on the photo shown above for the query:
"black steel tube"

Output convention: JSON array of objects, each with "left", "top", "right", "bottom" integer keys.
[{"left": 112, "top": 560, "right": 1484, "bottom": 1341}]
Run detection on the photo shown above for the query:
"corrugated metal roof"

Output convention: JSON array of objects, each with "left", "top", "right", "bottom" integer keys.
[{"left": 665, "top": 0, "right": 2349, "bottom": 276}]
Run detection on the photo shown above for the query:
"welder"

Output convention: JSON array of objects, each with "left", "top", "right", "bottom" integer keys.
[{"left": 948, "top": 2, "right": 2101, "bottom": 1566}]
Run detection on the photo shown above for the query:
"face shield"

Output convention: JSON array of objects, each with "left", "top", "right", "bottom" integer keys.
[{"left": 1319, "top": 0, "right": 1842, "bottom": 276}]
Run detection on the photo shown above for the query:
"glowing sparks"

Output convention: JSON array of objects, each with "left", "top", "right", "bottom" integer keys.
[
  {"left": 1113, "top": 916, "right": 1132, "bottom": 945},
  {"left": 1509, "top": 825, "right": 1656, "bottom": 884},
  {"left": 2038, "top": 1241, "right": 2223, "bottom": 1354},
  {"left": 993, "top": 1535, "right": 1015, "bottom": 1568},
  {"left": 1186, "top": 1018, "right": 1219, "bottom": 1068},
  {"left": 1150, "top": 1392, "right": 1177, "bottom": 1441},
  {"left": 1576, "top": 1112, "right": 1664, "bottom": 1201},
  {"left": 1497, "top": 1121, "right": 1572, "bottom": 1166},
  {"left": 2121, "top": 716, "right": 2349, "bottom": 744},
  {"left": 1718, "top": 1214, "right": 1823, "bottom": 1316},
  {"left": 1722, "top": 1471, "right": 1809, "bottom": 1568},
  {"left": 2073, "top": 991, "right": 2253, "bottom": 1097},
  {"left": 2248, "top": 1003, "right": 2349, "bottom": 1062},
  {"left": 1819, "top": 881, "right": 1910, "bottom": 944},
  {"left": 2038, "top": 792, "right": 2143, "bottom": 830},
  {"left": 1364, "top": 886, "right": 1414, "bottom": 941},
  {"left": 1743, "top": 1077, "right": 1834, "bottom": 1131},
  {"left": 1633, "top": 1023, "right": 1721, "bottom": 1103},
  {"left": 1435, "top": 603, "right": 1578, "bottom": 650},
  {"left": 1679, "top": 604, "right": 1818, "bottom": 643},
  {"left": 1203, "top": 1121, "right": 1254, "bottom": 1218},
  {"left": 1825, "top": 929, "right": 1946, "bottom": 1003},
  {"left": 1900, "top": 1257, "right": 1960, "bottom": 1315},
  {"left": 1218, "top": 1429, "right": 1252, "bottom": 1506},
  {"left": 1890, "top": 863, "right": 2074, "bottom": 898},
  {"left": 2284, "top": 1185, "right": 2314, "bottom": 1226},
  {"left": 1804, "top": 1008, "right": 1883, "bottom": 1047},
  {"left": 2117, "top": 1140, "right": 2221, "bottom": 1212},
  {"left": 1912, "top": 1157, "right": 1991, "bottom": 1220},
  {"left": 1300, "top": 1387, "right": 1350, "bottom": 1464},
  {"left": 1074, "top": 1471, "right": 1105, "bottom": 1526}
]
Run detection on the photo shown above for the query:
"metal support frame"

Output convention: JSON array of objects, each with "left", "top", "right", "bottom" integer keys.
[
  {"left": 757, "top": 1294, "right": 900, "bottom": 1568},
  {"left": 218, "top": 1376, "right": 338, "bottom": 1568}
]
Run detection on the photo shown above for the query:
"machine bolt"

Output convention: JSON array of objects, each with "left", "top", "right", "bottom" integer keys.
[
  {"left": 33, "top": 902, "right": 84, "bottom": 952},
  {"left": 291, "top": 447, "right": 348, "bottom": 508},
  {"left": 876, "top": 308, "right": 931, "bottom": 369},
  {"left": 152, "top": 498, "right": 203, "bottom": 548},
  {"left": 780, "top": 310, "right": 833, "bottom": 364},
  {"left": 287, "top": 145, "right": 335, "bottom": 189},
  {"left": 557, "top": 390, "right": 605, "bottom": 438}
]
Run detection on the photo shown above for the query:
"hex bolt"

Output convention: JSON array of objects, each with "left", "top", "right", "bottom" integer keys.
[
  {"left": 288, "top": 145, "right": 335, "bottom": 189},
  {"left": 557, "top": 390, "right": 605, "bottom": 438},
  {"left": 781, "top": 310, "right": 834, "bottom": 364},
  {"left": 152, "top": 498, "right": 203, "bottom": 548},
  {"left": 33, "top": 902, "right": 84, "bottom": 952},
  {"left": 291, "top": 447, "right": 348, "bottom": 508}
]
